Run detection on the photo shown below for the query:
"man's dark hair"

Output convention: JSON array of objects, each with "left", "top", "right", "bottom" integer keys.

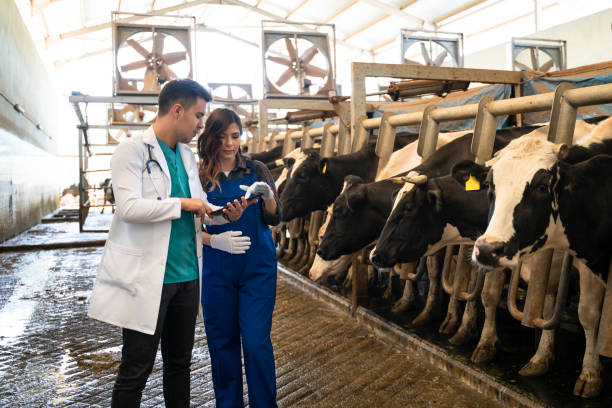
[{"left": 157, "top": 78, "right": 212, "bottom": 116}]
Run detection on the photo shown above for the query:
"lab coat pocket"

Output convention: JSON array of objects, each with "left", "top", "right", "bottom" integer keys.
[
  {"left": 99, "top": 240, "right": 144, "bottom": 296},
  {"left": 142, "top": 169, "right": 165, "bottom": 199}
]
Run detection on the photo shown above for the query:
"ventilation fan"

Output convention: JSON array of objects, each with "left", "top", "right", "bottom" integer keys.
[
  {"left": 262, "top": 31, "right": 335, "bottom": 98},
  {"left": 113, "top": 23, "right": 193, "bottom": 95},
  {"left": 511, "top": 38, "right": 566, "bottom": 73},
  {"left": 210, "top": 83, "right": 255, "bottom": 119},
  {"left": 107, "top": 104, "right": 157, "bottom": 143},
  {"left": 401, "top": 29, "right": 463, "bottom": 68}
]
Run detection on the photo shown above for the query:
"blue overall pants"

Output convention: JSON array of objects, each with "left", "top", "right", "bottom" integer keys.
[{"left": 202, "top": 165, "right": 278, "bottom": 408}]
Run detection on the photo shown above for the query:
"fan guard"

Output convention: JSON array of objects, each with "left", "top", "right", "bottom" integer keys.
[
  {"left": 210, "top": 83, "right": 255, "bottom": 119},
  {"left": 401, "top": 29, "right": 463, "bottom": 68},
  {"left": 262, "top": 31, "right": 335, "bottom": 98},
  {"left": 511, "top": 38, "right": 566, "bottom": 73},
  {"left": 113, "top": 23, "right": 193, "bottom": 95}
]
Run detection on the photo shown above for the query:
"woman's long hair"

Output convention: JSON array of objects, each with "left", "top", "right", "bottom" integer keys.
[{"left": 198, "top": 108, "right": 243, "bottom": 191}]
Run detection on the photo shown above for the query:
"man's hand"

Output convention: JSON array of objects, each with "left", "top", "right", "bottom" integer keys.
[{"left": 180, "top": 198, "right": 211, "bottom": 217}]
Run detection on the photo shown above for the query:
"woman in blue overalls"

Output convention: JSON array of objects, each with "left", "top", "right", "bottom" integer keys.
[{"left": 197, "top": 108, "right": 280, "bottom": 408}]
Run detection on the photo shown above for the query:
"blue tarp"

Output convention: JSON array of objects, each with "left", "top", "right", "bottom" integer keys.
[
  {"left": 372, "top": 83, "right": 513, "bottom": 134},
  {"left": 522, "top": 71, "right": 612, "bottom": 125}
]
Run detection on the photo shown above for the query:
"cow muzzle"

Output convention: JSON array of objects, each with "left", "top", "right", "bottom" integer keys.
[{"left": 473, "top": 237, "right": 505, "bottom": 268}]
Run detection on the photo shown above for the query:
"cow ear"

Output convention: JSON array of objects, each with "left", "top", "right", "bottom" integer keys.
[
  {"left": 452, "top": 160, "right": 489, "bottom": 191},
  {"left": 427, "top": 189, "right": 442, "bottom": 212},
  {"left": 347, "top": 186, "right": 367, "bottom": 208}
]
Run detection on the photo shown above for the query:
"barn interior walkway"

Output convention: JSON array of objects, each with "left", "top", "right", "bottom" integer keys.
[{"left": 0, "top": 216, "right": 505, "bottom": 407}]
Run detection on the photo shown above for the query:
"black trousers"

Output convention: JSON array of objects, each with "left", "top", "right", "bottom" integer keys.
[{"left": 111, "top": 278, "right": 199, "bottom": 408}]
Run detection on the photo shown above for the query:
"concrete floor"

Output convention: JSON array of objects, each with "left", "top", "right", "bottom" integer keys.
[{"left": 0, "top": 217, "right": 504, "bottom": 407}]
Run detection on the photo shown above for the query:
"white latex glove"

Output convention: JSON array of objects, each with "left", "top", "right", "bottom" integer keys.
[
  {"left": 210, "top": 230, "right": 251, "bottom": 254},
  {"left": 239, "top": 181, "right": 274, "bottom": 201}
]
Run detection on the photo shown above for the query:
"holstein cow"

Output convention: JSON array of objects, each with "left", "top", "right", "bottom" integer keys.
[
  {"left": 246, "top": 144, "right": 284, "bottom": 165},
  {"left": 100, "top": 177, "right": 115, "bottom": 214},
  {"left": 319, "top": 126, "right": 544, "bottom": 320},
  {"left": 466, "top": 117, "right": 612, "bottom": 398},
  {"left": 370, "top": 121, "right": 599, "bottom": 367},
  {"left": 279, "top": 133, "right": 418, "bottom": 222},
  {"left": 308, "top": 133, "right": 448, "bottom": 289}
]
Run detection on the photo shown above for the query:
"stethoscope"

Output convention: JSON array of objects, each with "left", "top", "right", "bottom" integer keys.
[{"left": 145, "top": 143, "right": 165, "bottom": 200}]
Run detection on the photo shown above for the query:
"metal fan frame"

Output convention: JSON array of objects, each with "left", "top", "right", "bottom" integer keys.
[
  {"left": 261, "top": 21, "right": 336, "bottom": 99},
  {"left": 510, "top": 37, "right": 566, "bottom": 72},
  {"left": 209, "top": 82, "right": 256, "bottom": 119},
  {"left": 400, "top": 29, "right": 464, "bottom": 68},
  {"left": 112, "top": 22, "right": 193, "bottom": 96}
]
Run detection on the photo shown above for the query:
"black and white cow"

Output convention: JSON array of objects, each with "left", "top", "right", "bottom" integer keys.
[
  {"left": 100, "top": 177, "right": 115, "bottom": 214},
  {"left": 368, "top": 121, "right": 599, "bottom": 369},
  {"left": 279, "top": 133, "right": 418, "bottom": 222},
  {"left": 465, "top": 117, "right": 612, "bottom": 398}
]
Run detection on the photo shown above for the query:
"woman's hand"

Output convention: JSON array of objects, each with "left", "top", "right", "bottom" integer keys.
[{"left": 223, "top": 196, "right": 255, "bottom": 222}]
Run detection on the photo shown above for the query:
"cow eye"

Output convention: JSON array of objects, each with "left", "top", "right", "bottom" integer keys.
[{"left": 537, "top": 184, "right": 548, "bottom": 193}]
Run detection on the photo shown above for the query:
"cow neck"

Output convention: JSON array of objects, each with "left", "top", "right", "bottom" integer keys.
[
  {"left": 555, "top": 159, "right": 612, "bottom": 281},
  {"left": 434, "top": 176, "right": 489, "bottom": 241}
]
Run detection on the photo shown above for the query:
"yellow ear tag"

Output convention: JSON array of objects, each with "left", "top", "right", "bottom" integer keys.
[
  {"left": 322, "top": 163, "right": 327, "bottom": 174},
  {"left": 465, "top": 175, "right": 480, "bottom": 191}
]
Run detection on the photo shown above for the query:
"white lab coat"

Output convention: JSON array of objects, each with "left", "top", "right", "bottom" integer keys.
[{"left": 88, "top": 126, "right": 219, "bottom": 335}]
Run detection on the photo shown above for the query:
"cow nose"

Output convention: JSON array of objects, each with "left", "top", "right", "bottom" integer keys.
[
  {"left": 474, "top": 239, "right": 504, "bottom": 267},
  {"left": 370, "top": 251, "right": 386, "bottom": 268}
]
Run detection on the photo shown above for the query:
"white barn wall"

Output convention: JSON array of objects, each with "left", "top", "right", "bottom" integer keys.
[
  {"left": 0, "top": 0, "right": 63, "bottom": 242},
  {"left": 464, "top": 8, "right": 612, "bottom": 70}
]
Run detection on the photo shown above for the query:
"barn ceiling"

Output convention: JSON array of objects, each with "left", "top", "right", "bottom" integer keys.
[
  {"left": 13, "top": 0, "right": 611, "bottom": 98},
  {"left": 20, "top": 0, "right": 597, "bottom": 65}
]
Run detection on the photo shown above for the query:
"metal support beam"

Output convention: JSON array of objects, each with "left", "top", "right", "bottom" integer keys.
[
  {"left": 350, "top": 63, "right": 522, "bottom": 140},
  {"left": 375, "top": 112, "right": 397, "bottom": 176}
]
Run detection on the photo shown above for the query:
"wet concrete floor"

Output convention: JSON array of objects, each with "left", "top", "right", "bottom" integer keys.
[{"left": 0, "top": 216, "right": 502, "bottom": 407}]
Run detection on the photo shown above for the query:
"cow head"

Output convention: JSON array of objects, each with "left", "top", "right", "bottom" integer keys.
[
  {"left": 469, "top": 137, "right": 569, "bottom": 269},
  {"left": 370, "top": 172, "right": 446, "bottom": 267},
  {"left": 317, "top": 175, "right": 391, "bottom": 260},
  {"left": 280, "top": 150, "right": 339, "bottom": 221}
]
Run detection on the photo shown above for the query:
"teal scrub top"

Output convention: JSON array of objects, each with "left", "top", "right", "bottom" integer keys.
[{"left": 157, "top": 138, "right": 199, "bottom": 284}]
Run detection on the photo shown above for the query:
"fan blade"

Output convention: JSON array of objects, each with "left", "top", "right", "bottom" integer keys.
[
  {"left": 432, "top": 50, "right": 448, "bottom": 66},
  {"left": 530, "top": 48, "right": 538, "bottom": 70},
  {"left": 301, "top": 46, "right": 318, "bottom": 65},
  {"left": 404, "top": 58, "right": 423, "bottom": 66},
  {"left": 158, "top": 63, "right": 178, "bottom": 82},
  {"left": 276, "top": 67, "right": 295, "bottom": 87},
  {"left": 420, "top": 42, "right": 432, "bottom": 65},
  {"left": 234, "top": 105, "right": 250, "bottom": 117},
  {"left": 304, "top": 63, "right": 327, "bottom": 78},
  {"left": 144, "top": 67, "right": 158, "bottom": 91},
  {"left": 266, "top": 55, "right": 292, "bottom": 67},
  {"left": 153, "top": 32, "right": 165, "bottom": 55},
  {"left": 118, "top": 104, "right": 134, "bottom": 116},
  {"left": 143, "top": 106, "right": 157, "bottom": 112},
  {"left": 120, "top": 59, "right": 149, "bottom": 72},
  {"left": 285, "top": 37, "right": 297, "bottom": 62},
  {"left": 540, "top": 59, "right": 555, "bottom": 72},
  {"left": 515, "top": 61, "right": 531, "bottom": 71},
  {"left": 161, "top": 51, "right": 186, "bottom": 65},
  {"left": 127, "top": 39, "right": 150, "bottom": 59}
]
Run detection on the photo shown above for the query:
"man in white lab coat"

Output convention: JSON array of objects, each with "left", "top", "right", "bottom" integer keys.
[{"left": 88, "top": 79, "right": 251, "bottom": 407}]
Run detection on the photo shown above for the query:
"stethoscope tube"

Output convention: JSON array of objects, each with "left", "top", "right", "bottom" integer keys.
[{"left": 146, "top": 143, "right": 165, "bottom": 200}]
